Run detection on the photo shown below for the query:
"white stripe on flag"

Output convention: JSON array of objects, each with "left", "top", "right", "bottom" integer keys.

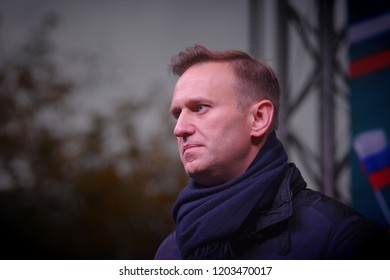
[
  {"left": 348, "top": 12, "right": 390, "bottom": 44},
  {"left": 353, "top": 128, "right": 387, "bottom": 159}
]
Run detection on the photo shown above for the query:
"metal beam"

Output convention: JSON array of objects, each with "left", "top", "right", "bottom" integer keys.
[
  {"left": 319, "top": 0, "right": 335, "bottom": 197},
  {"left": 275, "top": 0, "right": 348, "bottom": 200},
  {"left": 248, "top": 0, "right": 263, "bottom": 58}
]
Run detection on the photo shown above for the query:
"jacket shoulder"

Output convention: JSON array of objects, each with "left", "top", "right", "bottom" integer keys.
[
  {"left": 294, "top": 188, "right": 360, "bottom": 221},
  {"left": 293, "top": 188, "right": 390, "bottom": 259}
]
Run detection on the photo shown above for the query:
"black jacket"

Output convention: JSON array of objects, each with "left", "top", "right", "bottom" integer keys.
[{"left": 155, "top": 165, "right": 390, "bottom": 259}]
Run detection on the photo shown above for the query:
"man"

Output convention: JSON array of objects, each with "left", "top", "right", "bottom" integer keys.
[{"left": 155, "top": 45, "right": 390, "bottom": 259}]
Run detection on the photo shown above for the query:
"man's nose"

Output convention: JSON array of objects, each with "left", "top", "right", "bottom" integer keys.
[{"left": 173, "top": 113, "right": 195, "bottom": 138}]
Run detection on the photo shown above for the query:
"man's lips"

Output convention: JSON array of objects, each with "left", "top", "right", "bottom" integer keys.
[{"left": 182, "top": 144, "right": 202, "bottom": 154}]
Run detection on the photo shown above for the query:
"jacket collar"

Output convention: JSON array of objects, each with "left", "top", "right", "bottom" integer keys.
[
  {"left": 245, "top": 163, "right": 306, "bottom": 256},
  {"left": 254, "top": 163, "right": 306, "bottom": 232}
]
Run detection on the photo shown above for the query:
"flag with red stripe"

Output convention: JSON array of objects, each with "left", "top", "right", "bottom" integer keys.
[{"left": 354, "top": 129, "right": 390, "bottom": 191}]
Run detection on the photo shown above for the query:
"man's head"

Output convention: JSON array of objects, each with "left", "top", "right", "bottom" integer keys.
[
  {"left": 169, "top": 45, "right": 281, "bottom": 186},
  {"left": 171, "top": 45, "right": 280, "bottom": 130}
]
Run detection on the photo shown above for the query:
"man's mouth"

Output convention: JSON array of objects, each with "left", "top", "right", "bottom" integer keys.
[{"left": 182, "top": 144, "right": 202, "bottom": 154}]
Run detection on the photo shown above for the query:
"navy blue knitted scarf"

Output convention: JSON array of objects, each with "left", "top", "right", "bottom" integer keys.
[{"left": 172, "top": 132, "right": 288, "bottom": 259}]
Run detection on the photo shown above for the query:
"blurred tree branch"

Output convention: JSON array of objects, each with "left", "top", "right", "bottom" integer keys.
[{"left": 0, "top": 13, "right": 185, "bottom": 259}]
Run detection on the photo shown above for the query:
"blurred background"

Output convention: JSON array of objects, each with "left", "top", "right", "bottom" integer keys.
[{"left": 0, "top": 0, "right": 389, "bottom": 259}]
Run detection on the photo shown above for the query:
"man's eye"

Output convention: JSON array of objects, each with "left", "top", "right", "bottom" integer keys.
[
  {"left": 171, "top": 110, "right": 181, "bottom": 120},
  {"left": 196, "top": 104, "right": 208, "bottom": 112}
]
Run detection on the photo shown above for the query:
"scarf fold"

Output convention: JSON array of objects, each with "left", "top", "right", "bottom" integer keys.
[{"left": 172, "top": 132, "right": 289, "bottom": 259}]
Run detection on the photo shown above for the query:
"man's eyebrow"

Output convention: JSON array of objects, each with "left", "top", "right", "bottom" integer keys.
[
  {"left": 186, "top": 97, "right": 213, "bottom": 107},
  {"left": 170, "top": 97, "right": 213, "bottom": 112}
]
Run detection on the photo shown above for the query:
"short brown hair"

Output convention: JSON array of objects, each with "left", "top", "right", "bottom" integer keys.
[{"left": 170, "top": 45, "right": 280, "bottom": 130}]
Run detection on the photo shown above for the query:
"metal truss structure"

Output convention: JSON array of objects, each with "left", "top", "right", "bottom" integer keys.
[{"left": 249, "top": 0, "right": 350, "bottom": 201}]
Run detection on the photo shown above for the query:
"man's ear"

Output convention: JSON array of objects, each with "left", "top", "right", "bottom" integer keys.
[{"left": 250, "top": 99, "right": 274, "bottom": 138}]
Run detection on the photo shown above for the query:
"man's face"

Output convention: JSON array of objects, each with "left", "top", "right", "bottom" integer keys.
[{"left": 170, "top": 62, "right": 257, "bottom": 186}]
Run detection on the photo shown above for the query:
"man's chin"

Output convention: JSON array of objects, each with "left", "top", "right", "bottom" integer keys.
[
  {"left": 187, "top": 171, "right": 223, "bottom": 187},
  {"left": 185, "top": 168, "right": 203, "bottom": 179},
  {"left": 186, "top": 167, "right": 207, "bottom": 183}
]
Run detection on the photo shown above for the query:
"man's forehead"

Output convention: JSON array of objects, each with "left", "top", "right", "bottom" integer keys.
[
  {"left": 170, "top": 65, "right": 237, "bottom": 111},
  {"left": 175, "top": 62, "right": 234, "bottom": 88}
]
